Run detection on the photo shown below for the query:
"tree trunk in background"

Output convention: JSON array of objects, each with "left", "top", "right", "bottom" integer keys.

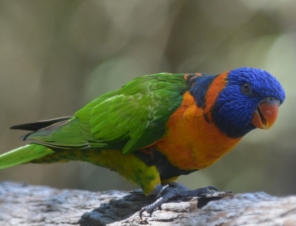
[{"left": 0, "top": 182, "right": 295, "bottom": 226}]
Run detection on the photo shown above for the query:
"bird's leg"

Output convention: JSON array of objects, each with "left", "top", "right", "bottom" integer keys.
[{"left": 140, "top": 182, "right": 230, "bottom": 219}]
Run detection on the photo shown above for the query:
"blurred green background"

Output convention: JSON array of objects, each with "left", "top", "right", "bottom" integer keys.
[{"left": 0, "top": 0, "right": 295, "bottom": 196}]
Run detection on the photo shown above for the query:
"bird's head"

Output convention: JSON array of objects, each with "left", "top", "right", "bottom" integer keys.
[{"left": 212, "top": 67, "right": 285, "bottom": 138}]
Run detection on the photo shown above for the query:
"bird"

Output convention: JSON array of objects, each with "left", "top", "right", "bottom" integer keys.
[{"left": 0, "top": 67, "right": 285, "bottom": 217}]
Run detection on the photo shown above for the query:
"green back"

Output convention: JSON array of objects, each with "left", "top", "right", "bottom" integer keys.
[{"left": 25, "top": 73, "right": 188, "bottom": 154}]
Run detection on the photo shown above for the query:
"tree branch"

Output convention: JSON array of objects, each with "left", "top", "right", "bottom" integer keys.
[{"left": 0, "top": 182, "right": 295, "bottom": 226}]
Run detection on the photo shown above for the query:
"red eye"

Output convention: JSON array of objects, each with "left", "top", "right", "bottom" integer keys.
[{"left": 241, "top": 83, "right": 251, "bottom": 94}]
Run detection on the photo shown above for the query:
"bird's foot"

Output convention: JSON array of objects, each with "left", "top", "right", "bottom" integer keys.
[{"left": 139, "top": 182, "right": 232, "bottom": 219}]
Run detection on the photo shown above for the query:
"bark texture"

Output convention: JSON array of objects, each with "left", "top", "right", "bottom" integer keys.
[{"left": 0, "top": 181, "right": 296, "bottom": 226}]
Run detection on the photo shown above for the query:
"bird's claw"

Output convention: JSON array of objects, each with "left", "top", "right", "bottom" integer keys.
[
  {"left": 139, "top": 204, "right": 155, "bottom": 219},
  {"left": 139, "top": 183, "right": 220, "bottom": 219}
]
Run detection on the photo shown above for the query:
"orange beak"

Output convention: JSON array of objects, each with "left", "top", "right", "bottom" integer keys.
[{"left": 252, "top": 97, "right": 280, "bottom": 130}]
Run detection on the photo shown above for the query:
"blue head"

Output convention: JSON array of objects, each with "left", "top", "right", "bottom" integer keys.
[{"left": 212, "top": 67, "right": 285, "bottom": 138}]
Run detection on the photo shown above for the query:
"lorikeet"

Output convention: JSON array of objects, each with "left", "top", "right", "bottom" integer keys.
[{"left": 0, "top": 67, "right": 285, "bottom": 216}]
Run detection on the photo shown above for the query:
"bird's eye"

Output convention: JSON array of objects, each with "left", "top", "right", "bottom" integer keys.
[{"left": 241, "top": 83, "right": 251, "bottom": 94}]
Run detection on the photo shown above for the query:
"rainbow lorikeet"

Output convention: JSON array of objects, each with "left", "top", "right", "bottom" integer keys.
[{"left": 0, "top": 67, "right": 285, "bottom": 216}]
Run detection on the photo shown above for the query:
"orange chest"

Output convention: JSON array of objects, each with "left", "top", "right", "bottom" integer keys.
[{"left": 155, "top": 91, "right": 241, "bottom": 170}]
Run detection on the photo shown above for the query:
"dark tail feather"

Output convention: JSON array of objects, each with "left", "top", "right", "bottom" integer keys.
[{"left": 10, "top": 116, "right": 72, "bottom": 131}]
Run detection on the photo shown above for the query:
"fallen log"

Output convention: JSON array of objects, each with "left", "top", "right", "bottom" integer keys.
[{"left": 0, "top": 182, "right": 295, "bottom": 226}]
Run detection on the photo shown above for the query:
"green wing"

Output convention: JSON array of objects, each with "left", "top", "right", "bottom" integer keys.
[{"left": 24, "top": 73, "right": 188, "bottom": 154}]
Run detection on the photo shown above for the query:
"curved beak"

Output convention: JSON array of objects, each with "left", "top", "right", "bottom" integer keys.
[{"left": 252, "top": 97, "right": 280, "bottom": 130}]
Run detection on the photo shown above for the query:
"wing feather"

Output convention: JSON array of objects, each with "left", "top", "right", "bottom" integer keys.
[{"left": 21, "top": 73, "right": 188, "bottom": 153}]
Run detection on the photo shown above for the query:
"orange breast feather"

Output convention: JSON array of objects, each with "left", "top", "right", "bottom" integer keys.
[{"left": 156, "top": 72, "right": 241, "bottom": 171}]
